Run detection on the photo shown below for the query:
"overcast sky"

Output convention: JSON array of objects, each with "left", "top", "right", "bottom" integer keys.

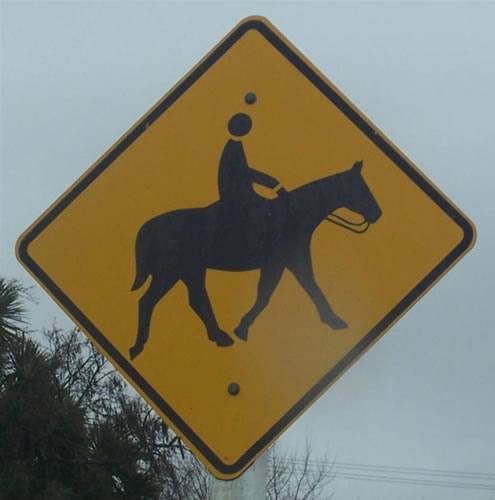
[{"left": 2, "top": 1, "right": 494, "bottom": 498}]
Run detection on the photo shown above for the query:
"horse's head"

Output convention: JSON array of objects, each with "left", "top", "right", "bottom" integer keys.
[
  {"left": 286, "top": 162, "right": 381, "bottom": 234},
  {"left": 340, "top": 161, "right": 382, "bottom": 224}
]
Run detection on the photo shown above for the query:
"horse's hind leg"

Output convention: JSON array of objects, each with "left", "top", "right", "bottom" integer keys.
[
  {"left": 234, "top": 262, "right": 284, "bottom": 341},
  {"left": 130, "top": 274, "right": 178, "bottom": 360},
  {"left": 288, "top": 249, "right": 348, "bottom": 330},
  {"left": 182, "top": 269, "right": 233, "bottom": 347}
]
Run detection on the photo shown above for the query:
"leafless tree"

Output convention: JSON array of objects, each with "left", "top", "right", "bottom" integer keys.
[
  {"left": 267, "top": 441, "right": 334, "bottom": 500},
  {"left": 164, "top": 441, "right": 334, "bottom": 499}
]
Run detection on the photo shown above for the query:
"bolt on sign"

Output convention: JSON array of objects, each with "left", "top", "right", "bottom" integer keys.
[{"left": 17, "top": 17, "right": 475, "bottom": 479}]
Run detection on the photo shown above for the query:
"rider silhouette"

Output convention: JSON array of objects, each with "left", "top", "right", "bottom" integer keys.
[{"left": 218, "top": 113, "right": 286, "bottom": 204}]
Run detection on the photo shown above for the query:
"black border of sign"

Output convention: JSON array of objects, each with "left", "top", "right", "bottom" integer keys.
[{"left": 17, "top": 18, "right": 475, "bottom": 477}]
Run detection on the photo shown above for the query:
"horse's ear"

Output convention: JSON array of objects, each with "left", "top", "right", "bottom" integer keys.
[{"left": 352, "top": 160, "right": 363, "bottom": 173}]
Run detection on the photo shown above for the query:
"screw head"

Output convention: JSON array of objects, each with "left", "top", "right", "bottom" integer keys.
[
  {"left": 245, "top": 92, "right": 257, "bottom": 104},
  {"left": 228, "top": 382, "right": 240, "bottom": 396}
]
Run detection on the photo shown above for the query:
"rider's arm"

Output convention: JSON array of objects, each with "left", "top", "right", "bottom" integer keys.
[{"left": 248, "top": 167, "right": 280, "bottom": 190}]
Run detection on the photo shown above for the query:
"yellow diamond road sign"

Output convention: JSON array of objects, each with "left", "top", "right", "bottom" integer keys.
[{"left": 17, "top": 17, "right": 475, "bottom": 479}]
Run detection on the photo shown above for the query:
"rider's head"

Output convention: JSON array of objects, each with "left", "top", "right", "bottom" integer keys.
[{"left": 228, "top": 113, "right": 252, "bottom": 137}]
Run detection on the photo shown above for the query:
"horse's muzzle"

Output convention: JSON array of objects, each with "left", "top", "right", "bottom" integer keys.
[{"left": 367, "top": 205, "right": 382, "bottom": 224}]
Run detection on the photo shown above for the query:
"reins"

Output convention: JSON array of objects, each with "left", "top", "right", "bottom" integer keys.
[{"left": 325, "top": 212, "right": 370, "bottom": 234}]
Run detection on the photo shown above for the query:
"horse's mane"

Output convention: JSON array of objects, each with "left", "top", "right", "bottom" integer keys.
[{"left": 288, "top": 171, "right": 345, "bottom": 198}]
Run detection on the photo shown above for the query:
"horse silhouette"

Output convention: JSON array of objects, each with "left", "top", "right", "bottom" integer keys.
[{"left": 129, "top": 160, "right": 381, "bottom": 360}]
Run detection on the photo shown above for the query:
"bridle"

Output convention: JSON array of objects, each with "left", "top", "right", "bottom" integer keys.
[{"left": 325, "top": 212, "right": 370, "bottom": 234}]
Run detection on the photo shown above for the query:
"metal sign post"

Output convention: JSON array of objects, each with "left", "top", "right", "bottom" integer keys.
[{"left": 208, "top": 452, "right": 268, "bottom": 500}]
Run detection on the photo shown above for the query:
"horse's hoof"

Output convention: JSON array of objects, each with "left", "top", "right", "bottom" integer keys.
[
  {"left": 207, "top": 329, "right": 233, "bottom": 346},
  {"left": 321, "top": 314, "right": 348, "bottom": 330},
  {"left": 329, "top": 317, "right": 348, "bottom": 330},
  {"left": 213, "top": 330, "right": 234, "bottom": 347},
  {"left": 234, "top": 325, "right": 249, "bottom": 341},
  {"left": 129, "top": 344, "right": 143, "bottom": 360}
]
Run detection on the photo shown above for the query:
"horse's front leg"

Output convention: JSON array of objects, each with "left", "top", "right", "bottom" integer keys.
[
  {"left": 287, "top": 247, "right": 348, "bottom": 330},
  {"left": 234, "top": 262, "right": 284, "bottom": 341},
  {"left": 182, "top": 268, "right": 233, "bottom": 347}
]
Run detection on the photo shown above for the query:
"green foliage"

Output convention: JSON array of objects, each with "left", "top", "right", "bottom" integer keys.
[
  {"left": 0, "top": 460, "right": 32, "bottom": 500},
  {"left": 0, "top": 277, "right": 184, "bottom": 499},
  {"left": 0, "top": 335, "right": 88, "bottom": 499},
  {"left": 0, "top": 278, "right": 29, "bottom": 342}
]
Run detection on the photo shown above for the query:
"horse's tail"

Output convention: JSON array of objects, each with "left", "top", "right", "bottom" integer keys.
[
  {"left": 131, "top": 267, "right": 149, "bottom": 291},
  {"left": 131, "top": 227, "right": 151, "bottom": 291}
]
